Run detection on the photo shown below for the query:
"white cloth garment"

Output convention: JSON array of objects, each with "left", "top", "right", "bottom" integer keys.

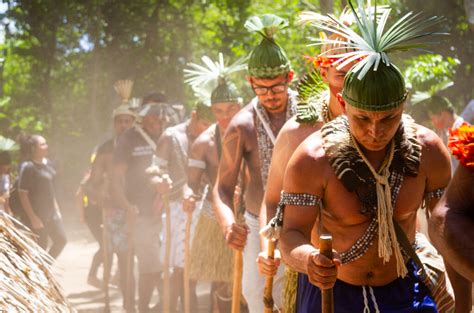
[
  {"left": 160, "top": 200, "right": 200, "bottom": 268},
  {"left": 242, "top": 211, "right": 285, "bottom": 313}
]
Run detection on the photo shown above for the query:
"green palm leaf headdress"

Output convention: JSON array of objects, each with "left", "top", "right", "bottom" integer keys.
[
  {"left": 245, "top": 14, "right": 291, "bottom": 78},
  {"left": 184, "top": 52, "right": 246, "bottom": 106},
  {"left": 301, "top": 0, "right": 446, "bottom": 111},
  {"left": 296, "top": 71, "right": 328, "bottom": 123}
]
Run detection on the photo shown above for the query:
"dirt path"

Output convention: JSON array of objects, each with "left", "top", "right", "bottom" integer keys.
[{"left": 54, "top": 211, "right": 212, "bottom": 312}]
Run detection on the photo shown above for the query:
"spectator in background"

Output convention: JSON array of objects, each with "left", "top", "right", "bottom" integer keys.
[
  {"left": 428, "top": 96, "right": 464, "bottom": 142},
  {"left": 427, "top": 96, "right": 464, "bottom": 172},
  {"left": 18, "top": 135, "right": 67, "bottom": 259},
  {"left": 0, "top": 150, "right": 12, "bottom": 214},
  {"left": 460, "top": 98, "right": 474, "bottom": 124}
]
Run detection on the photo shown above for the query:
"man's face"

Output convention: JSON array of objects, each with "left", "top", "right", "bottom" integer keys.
[
  {"left": 320, "top": 63, "right": 353, "bottom": 98},
  {"left": 114, "top": 114, "right": 135, "bottom": 136},
  {"left": 33, "top": 136, "right": 49, "bottom": 158},
  {"left": 248, "top": 72, "right": 293, "bottom": 113},
  {"left": 211, "top": 102, "right": 241, "bottom": 130},
  {"left": 344, "top": 103, "right": 404, "bottom": 152},
  {"left": 142, "top": 114, "right": 163, "bottom": 137}
]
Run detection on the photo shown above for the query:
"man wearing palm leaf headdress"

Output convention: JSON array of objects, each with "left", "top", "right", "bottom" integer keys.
[
  {"left": 279, "top": 1, "right": 470, "bottom": 312},
  {"left": 257, "top": 9, "right": 361, "bottom": 312},
  {"left": 182, "top": 53, "right": 244, "bottom": 311},
  {"left": 155, "top": 100, "right": 214, "bottom": 312},
  {"left": 213, "top": 14, "right": 297, "bottom": 313}
]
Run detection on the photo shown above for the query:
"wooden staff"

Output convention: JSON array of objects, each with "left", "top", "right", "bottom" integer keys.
[
  {"left": 183, "top": 185, "right": 209, "bottom": 313},
  {"left": 101, "top": 207, "right": 110, "bottom": 313},
  {"left": 231, "top": 197, "right": 245, "bottom": 313},
  {"left": 231, "top": 163, "right": 247, "bottom": 313},
  {"left": 231, "top": 248, "right": 243, "bottom": 313},
  {"left": 263, "top": 239, "right": 276, "bottom": 313},
  {"left": 319, "top": 234, "right": 334, "bottom": 313},
  {"left": 163, "top": 191, "right": 171, "bottom": 313},
  {"left": 125, "top": 206, "right": 135, "bottom": 312},
  {"left": 183, "top": 209, "right": 192, "bottom": 313}
]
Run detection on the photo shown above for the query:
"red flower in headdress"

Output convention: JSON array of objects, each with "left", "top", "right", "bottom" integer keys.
[{"left": 448, "top": 123, "right": 474, "bottom": 169}]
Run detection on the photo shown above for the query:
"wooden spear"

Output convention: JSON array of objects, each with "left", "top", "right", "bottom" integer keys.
[
  {"left": 263, "top": 239, "right": 276, "bottom": 313},
  {"left": 101, "top": 207, "right": 110, "bottom": 313},
  {"left": 231, "top": 247, "right": 243, "bottom": 313},
  {"left": 183, "top": 208, "right": 192, "bottom": 313},
  {"left": 183, "top": 185, "right": 209, "bottom": 313},
  {"left": 231, "top": 190, "right": 246, "bottom": 313},
  {"left": 319, "top": 234, "right": 334, "bottom": 313},
  {"left": 162, "top": 182, "right": 172, "bottom": 313}
]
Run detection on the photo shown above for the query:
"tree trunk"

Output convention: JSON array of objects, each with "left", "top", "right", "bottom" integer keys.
[{"left": 320, "top": 0, "right": 334, "bottom": 14}]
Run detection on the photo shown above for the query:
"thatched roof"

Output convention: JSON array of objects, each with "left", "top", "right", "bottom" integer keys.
[{"left": 0, "top": 212, "right": 75, "bottom": 312}]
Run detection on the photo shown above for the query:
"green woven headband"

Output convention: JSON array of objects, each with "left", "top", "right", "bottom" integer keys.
[
  {"left": 342, "top": 91, "right": 408, "bottom": 111},
  {"left": 248, "top": 63, "right": 291, "bottom": 79}
]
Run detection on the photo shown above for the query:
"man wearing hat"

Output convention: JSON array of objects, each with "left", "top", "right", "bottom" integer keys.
[
  {"left": 279, "top": 2, "right": 470, "bottom": 311},
  {"left": 83, "top": 99, "right": 136, "bottom": 308},
  {"left": 257, "top": 10, "right": 360, "bottom": 312},
  {"left": 113, "top": 96, "right": 177, "bottom": 312},
  {"left": 213, "top": 14, "right": 297, "bottom": 312}
]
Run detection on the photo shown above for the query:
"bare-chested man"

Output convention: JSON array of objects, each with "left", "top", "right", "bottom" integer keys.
[
  {"left": 184, "top": 70, "right": 242, "bottom": 311},
  {"left": 279, "top": 4, "right": 470, "bottom": 312},
  {"left": 257, "top": 28, "right": 355, "bottom": 273},
  {"left": 213, "top": 14, "right": 297, "bottom": 312},
  {"left": 257, "top": 30, "right": 356, "bottom": 312},
  {"left": 155, "top": 102, "right": 213, "bottom": 313},
  {"left": 430, "top": 125, "right": 474, "bottom": 282}
]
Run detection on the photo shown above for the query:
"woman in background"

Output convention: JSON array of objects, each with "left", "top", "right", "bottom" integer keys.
[{"left": 18, "top": 134, "right": 67, "bottom": 259}]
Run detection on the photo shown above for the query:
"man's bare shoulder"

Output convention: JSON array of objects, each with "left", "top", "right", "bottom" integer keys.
[
  {"left": 226, "top": 102, "right": 255, "bottom": 134},
  {"left": 285, "top": 131, "right": 329, "bottom": 190},
  {"left": 194, "top": 124, "right": 215, "bottom": 147},
  {"left": 415, "top": 123, "right": 450, "bottom": 161},
  {"left": 273, "top": 116, "right": 322, "bottom": 165},
  {"left": 415, "top": 123, "right": 451, "bottom": 185},
  {"left": 277, "top": 116, "right": 323, "bottom": 146}
]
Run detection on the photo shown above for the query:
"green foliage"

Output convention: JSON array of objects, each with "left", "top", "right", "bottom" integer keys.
[
  {"left": 0, "top": 0, "right": 471, "bottom": 194},
  {"left": 404, "top": 54, "right": 460, "bottom": 91}
]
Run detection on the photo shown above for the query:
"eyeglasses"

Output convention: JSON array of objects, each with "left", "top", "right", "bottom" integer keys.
[{"left": 252, "top": 82, "right": 288, "bottom": 96}]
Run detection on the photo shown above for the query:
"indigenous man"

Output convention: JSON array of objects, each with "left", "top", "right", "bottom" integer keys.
[
  {"left": 183, "top": 53, "right": 244, "bottom": 311},
  {"left": 84, "top": 95, "right": 136, "bottom": 308},
  {"left": 155, "top": 101, "right": 213, "bottom": 312},
  {"left": 213, "top": 14, "right": 297, "bottom": 312},
  {"left": 113, "top": 95, "right": 177, "bottom": 312},
  {"left": 279, "top": 3, "right": 469, "bottom": 312},
  {"left": 430, "top": 124, "right": 474, "bottom": 283},
  {"left": 257, "top": 18, "right": 357, "bottom": 311}
]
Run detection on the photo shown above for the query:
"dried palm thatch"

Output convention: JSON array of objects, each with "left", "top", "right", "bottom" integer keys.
[{"left": 0, "top": 212, "right": 75, "bottom": 312}]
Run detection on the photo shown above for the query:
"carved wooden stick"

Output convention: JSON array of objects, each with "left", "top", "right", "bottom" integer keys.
[
  {"left": 183, "top": 210, "right": 192, "bottom": 313},
  {"left": 163, "top": 194, "right": 171, "bottom": 313},
  {"left": 102, "top": 207, "right": 110, "bottom": 313},
  {"left": 319, "top": 234, "right": 334, "bottom": 313},
  {"left": 263, "top": 239, "right": 276, "bottom": 313}
]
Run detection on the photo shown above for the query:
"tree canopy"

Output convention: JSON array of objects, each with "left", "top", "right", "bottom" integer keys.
[{"left": 0, "top": 0, "right": 472, "bottom": 187}]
